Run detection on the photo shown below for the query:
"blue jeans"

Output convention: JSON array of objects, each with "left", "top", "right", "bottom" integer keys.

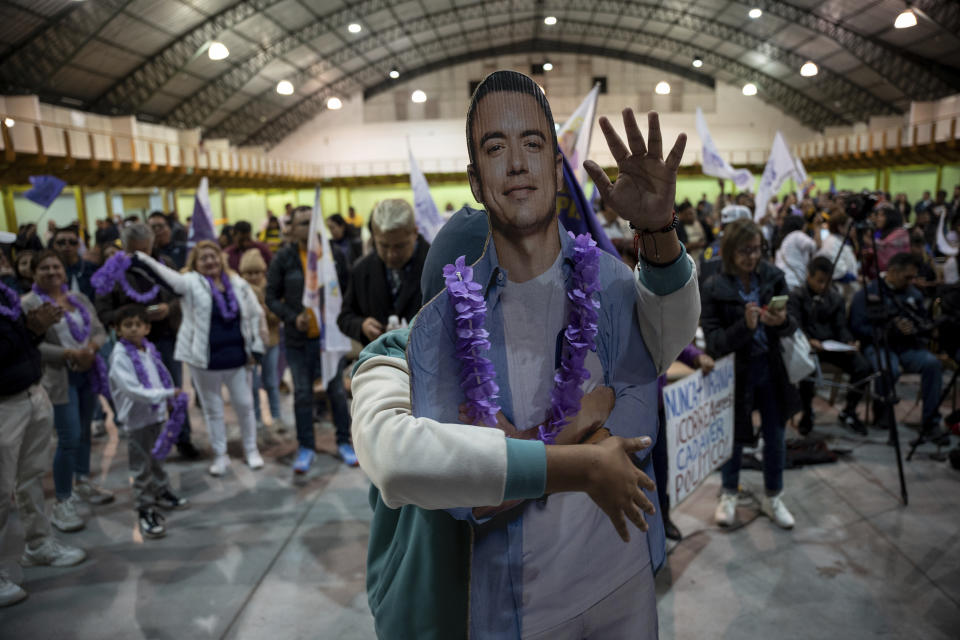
[
  {"left": 52, "top": 371, "right": 96, "bottom": 500},
  {"left": 285, "top": 339, "right": 351, "bottom": 449},
  {"left": 154, "top": 336, "right": 192, "bottom": 443},
  {"left": 864, "top": 346, "right": 942, "bottom": 427},
  {"left": 721, "top": 356, "right": 786, "bottom": 496},
  {"left": 252, "top": 344, "right": 281, "bottom": 422},
  {"left": 92, "top": 333, "right": 117, "bottom": 422}
]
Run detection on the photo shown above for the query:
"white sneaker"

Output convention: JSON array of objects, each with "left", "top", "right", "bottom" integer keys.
[
  {"left": 246, "top": 450, "right": 264, "bottom": 470},
  {"left": 20, "top": 537, "right": 86, "bottom": 567},
  {"left": 208, "top": 454, "right": 230, "bottom": 477},
  {"left": 51, "top": 497, "right": 84, "bottom": 532},
  {"left": 714, "top": 492, "right": 738, "bottom": 527},
  {"left": 74, "top": 478, "right": 115, "bottom": 505},
  {"left": 761, "top": 492, "right": 795, "bottom": 529},
  {"left": 0, "top": 572, "right": 27, "bottom": 608}
]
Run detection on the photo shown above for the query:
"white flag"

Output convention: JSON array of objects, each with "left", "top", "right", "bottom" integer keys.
[
  {"left": 188, "top": 177, "right": 216, "bottom": 247},
  {"left": 408, "top": 145, "right": 444, "bottom": 243},
  {"left": 558, "top": 84, "right": 600, "bottom": 186},
  {"left": 794, "top": 154, "right": 809, "bottom": 202},
  {"left": 696, "top": 108, "right": 753, "bottom": 191},
  {"left": 303, "top": 187, "right": 352, "bottom": 379},
  {"left": 936, "top": 203, "right": 959, "bottom": 256},
  {"left": 754, "top": 132, "right": 798, "bottom": 221}
]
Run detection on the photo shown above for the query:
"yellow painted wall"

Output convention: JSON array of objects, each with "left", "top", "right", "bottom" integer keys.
[{"left": 4, "top": 165, "right": 958, "bottom": 239}]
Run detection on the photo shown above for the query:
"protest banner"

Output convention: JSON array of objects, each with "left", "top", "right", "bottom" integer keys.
[{"left": 663, "top": 354, "right": 735, "bottom": 506}]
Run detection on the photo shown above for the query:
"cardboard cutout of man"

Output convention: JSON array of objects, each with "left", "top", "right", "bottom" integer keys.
[{"left": 354, "top": 71, "right": 697, "bottom": 639}]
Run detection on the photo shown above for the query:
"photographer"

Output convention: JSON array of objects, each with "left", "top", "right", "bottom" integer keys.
[
  {"left": 790, "top": 257, "right": 873, "bottom": 436},
  {"left": 849, "top": 252, "right": 946, "bottom": 442}
]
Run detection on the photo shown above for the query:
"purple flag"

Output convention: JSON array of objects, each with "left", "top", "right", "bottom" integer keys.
[
  {"left": 188, "top": 177, "right": 216, "bottom": 246},
  {"left": 24, "top": 175, "right": 67, "bottom": 208},
  {"left": 556, "top": 153, "right": 618, "bottom": 256}
]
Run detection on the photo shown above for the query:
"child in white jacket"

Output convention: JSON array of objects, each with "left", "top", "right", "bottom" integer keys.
[{"left": 108, "top": 304, "right": 188, "bottom": 539}]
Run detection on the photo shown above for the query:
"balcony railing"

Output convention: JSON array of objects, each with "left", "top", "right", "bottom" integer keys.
[{"left": 0, "top": 114, "right": 324, "bottom": 182}]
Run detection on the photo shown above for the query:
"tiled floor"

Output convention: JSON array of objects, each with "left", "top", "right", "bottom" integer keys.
[{"left": 2, "top": 380, "right": 959, "bottom": 639}]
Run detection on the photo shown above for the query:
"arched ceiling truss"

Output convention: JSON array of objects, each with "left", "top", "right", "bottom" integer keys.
[{"left": 0, "top": 0, "right": 956, "bottom": 149}]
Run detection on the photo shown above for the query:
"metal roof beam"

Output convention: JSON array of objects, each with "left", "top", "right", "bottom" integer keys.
[
  {"left": 232, "top": 19, "right": 845, "bottom": 147},
  {"left": 90, "top": 0, "right": 285, "bottom": 114},
  {"left": 0, "top": 0, "right": 131, "bottom": 96},
  {"left": 748, "top": 0, "right": 960, "bottom": 99},
  {"left": 202, "top": 0, "right": 891, "bottom": 140}
]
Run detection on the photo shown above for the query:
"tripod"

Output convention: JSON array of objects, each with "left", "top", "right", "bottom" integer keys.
[
  {"left": 906, "top": 366, "right": 955, "bottom": 461},
  {"left": 828, "top": 216, "right": 909, "bottom": 505}
]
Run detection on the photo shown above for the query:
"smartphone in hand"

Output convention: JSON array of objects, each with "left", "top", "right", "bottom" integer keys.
[{"left": 766, "top": 295, "right": 789, "bottom": 312}]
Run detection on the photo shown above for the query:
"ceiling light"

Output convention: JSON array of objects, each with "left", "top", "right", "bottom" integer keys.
[
  {"left": 3, "top": 118, "right": 13, "bottom": 128},
  {"left": 800, "top": 61, "right": 818, "bottom": 77},
  {"left": 742, "top": 82, "right": 758, "bottom": 96},
  {"left": 276, "top": 80, "right": 294, "bottom": 95},
  {"left": 748, "top": 8, "right": 762, "bottom": 19},
  {"left": 543, "top": 62, "right": 553, "bottom": 71},
  {"left": 348, "top": 23, "right": 362, "bottom": 34},
  {"left": 692, "top": 56, "right": 703, "bottom": 68},
  {"left": 411, "top": 90, "right": 427, "bottom": 103},
  {"left": 327, "top": 97, "right": 342, "bottom": 110},
  {"left": 207, "top": 41, "right": 229, "bottom": 61},
  {"left": 894, "top": 8, "right": 917, "bottom": 28},
  {"left": 655, "top": 81, "right": 671, "bottom": 95},
  {"left": 389, "top": 68, "right": 400, "bottom": 79},
  {"left": 544, "top": 16, "right": 557, "bottom": 26}
]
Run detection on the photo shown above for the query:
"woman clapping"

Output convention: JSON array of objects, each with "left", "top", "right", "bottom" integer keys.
[{"left": 21, "top": 250, "right": 113, "bottom": 533}]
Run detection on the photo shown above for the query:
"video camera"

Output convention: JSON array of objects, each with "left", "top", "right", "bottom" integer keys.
[{"left": 845, "top": 191, "right": 881, "bottom": 223}]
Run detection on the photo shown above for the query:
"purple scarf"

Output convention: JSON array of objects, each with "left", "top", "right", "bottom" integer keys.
[
  {"left": 91, "top": 252, "right": 160, "bottom": 303},
  {"left": 32, "top": 284, "right": 111, "bottom": 400},
  {"left": 206, "top": 271, "right": 239, "bottom": 321},
  {"left": 119, "top": 337, "right": 188, "bottom": 460},
  {"left": 0, "top": 280, "right": 21, "bottom": 321}
]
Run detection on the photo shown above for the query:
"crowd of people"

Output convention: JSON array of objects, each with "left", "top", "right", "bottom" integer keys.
[
  {"left": 0, "top": 197, "right": 434, "bottom": 607},
  {"left": 1, "top": 85, "right": 959, "bottom": 634}
]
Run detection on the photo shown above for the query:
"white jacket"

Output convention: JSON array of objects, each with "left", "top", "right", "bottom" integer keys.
[
  {"left": 108, "top": 344, "right": 175, "bottom": 431},
  {"left": 135, "top": 252, "right": 264, "bottom": 370},
  {"left": 351, "top": 254, "right": 700, "bottom": 509}
]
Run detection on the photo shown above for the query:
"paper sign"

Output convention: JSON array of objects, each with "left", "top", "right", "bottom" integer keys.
[
  {"left": 821, "top": 340, "right": 857, "bottom": 352},
  {"left": 663, "top": 354, "right": 735, "bottom": 506}
]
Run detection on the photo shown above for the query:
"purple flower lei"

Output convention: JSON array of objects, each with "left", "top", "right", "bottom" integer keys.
[
  {"left": 119, "top": 337, "right": 188, "bottom": 460},
  {"left": 91, "top": 252, "right": 160, "bottom": 303},
  {"left": 538, "top": 233, "right": 601, "bottom": 444},
  {"left": 31, "top": 283, "right": 111, "bottom": 400},
  {"left": 0, "top": 280, "right": 21, "bottom": 321},
  {"left": 206, "top": 272, "right": 239, "bottom": 321},
  {"left": 443, "top": 233, "right": 602, "bottom": 443},
  {"left": 443, "top": 256, "right": 501, "bottom": 427},
  {"left": 32, "top": 283, "right": 91, "bottom": 343}
]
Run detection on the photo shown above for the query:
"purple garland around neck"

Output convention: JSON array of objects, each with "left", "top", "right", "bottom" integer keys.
[
  {"left": 0, "top": 279, "right": 21, "bottom": 321},
  {"left": 207, "top": 271, "right": 239, "bottom": 321},
  {"left": 32, "top": 283, "right": 112, "bottom": 399},
  {"left": 537, "top": 233, "right": 601, "bottom": 444},
  {"left": 119, "top": 337, "right": 187, "bottom": 460},
  {"left": 32, "top": 283, "right": 90, "bottom": 343},
  {"left": 442, "top": 232, "right": 602, "bottom": 443},
  {"left": 91, "top": 253, "right": 160, "bottom": 303},
  {"left": 443, "top": 256, "right": 501, "bottom": 427}
]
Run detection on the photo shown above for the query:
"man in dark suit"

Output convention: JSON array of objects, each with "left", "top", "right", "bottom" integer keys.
[{"left": 337, "top": 199, "right": 429, "bottom": 345}]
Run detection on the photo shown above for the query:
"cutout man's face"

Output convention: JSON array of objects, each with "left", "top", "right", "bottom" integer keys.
[{"left": 468, "top": 92, "right": 562, "bottom": 238}]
